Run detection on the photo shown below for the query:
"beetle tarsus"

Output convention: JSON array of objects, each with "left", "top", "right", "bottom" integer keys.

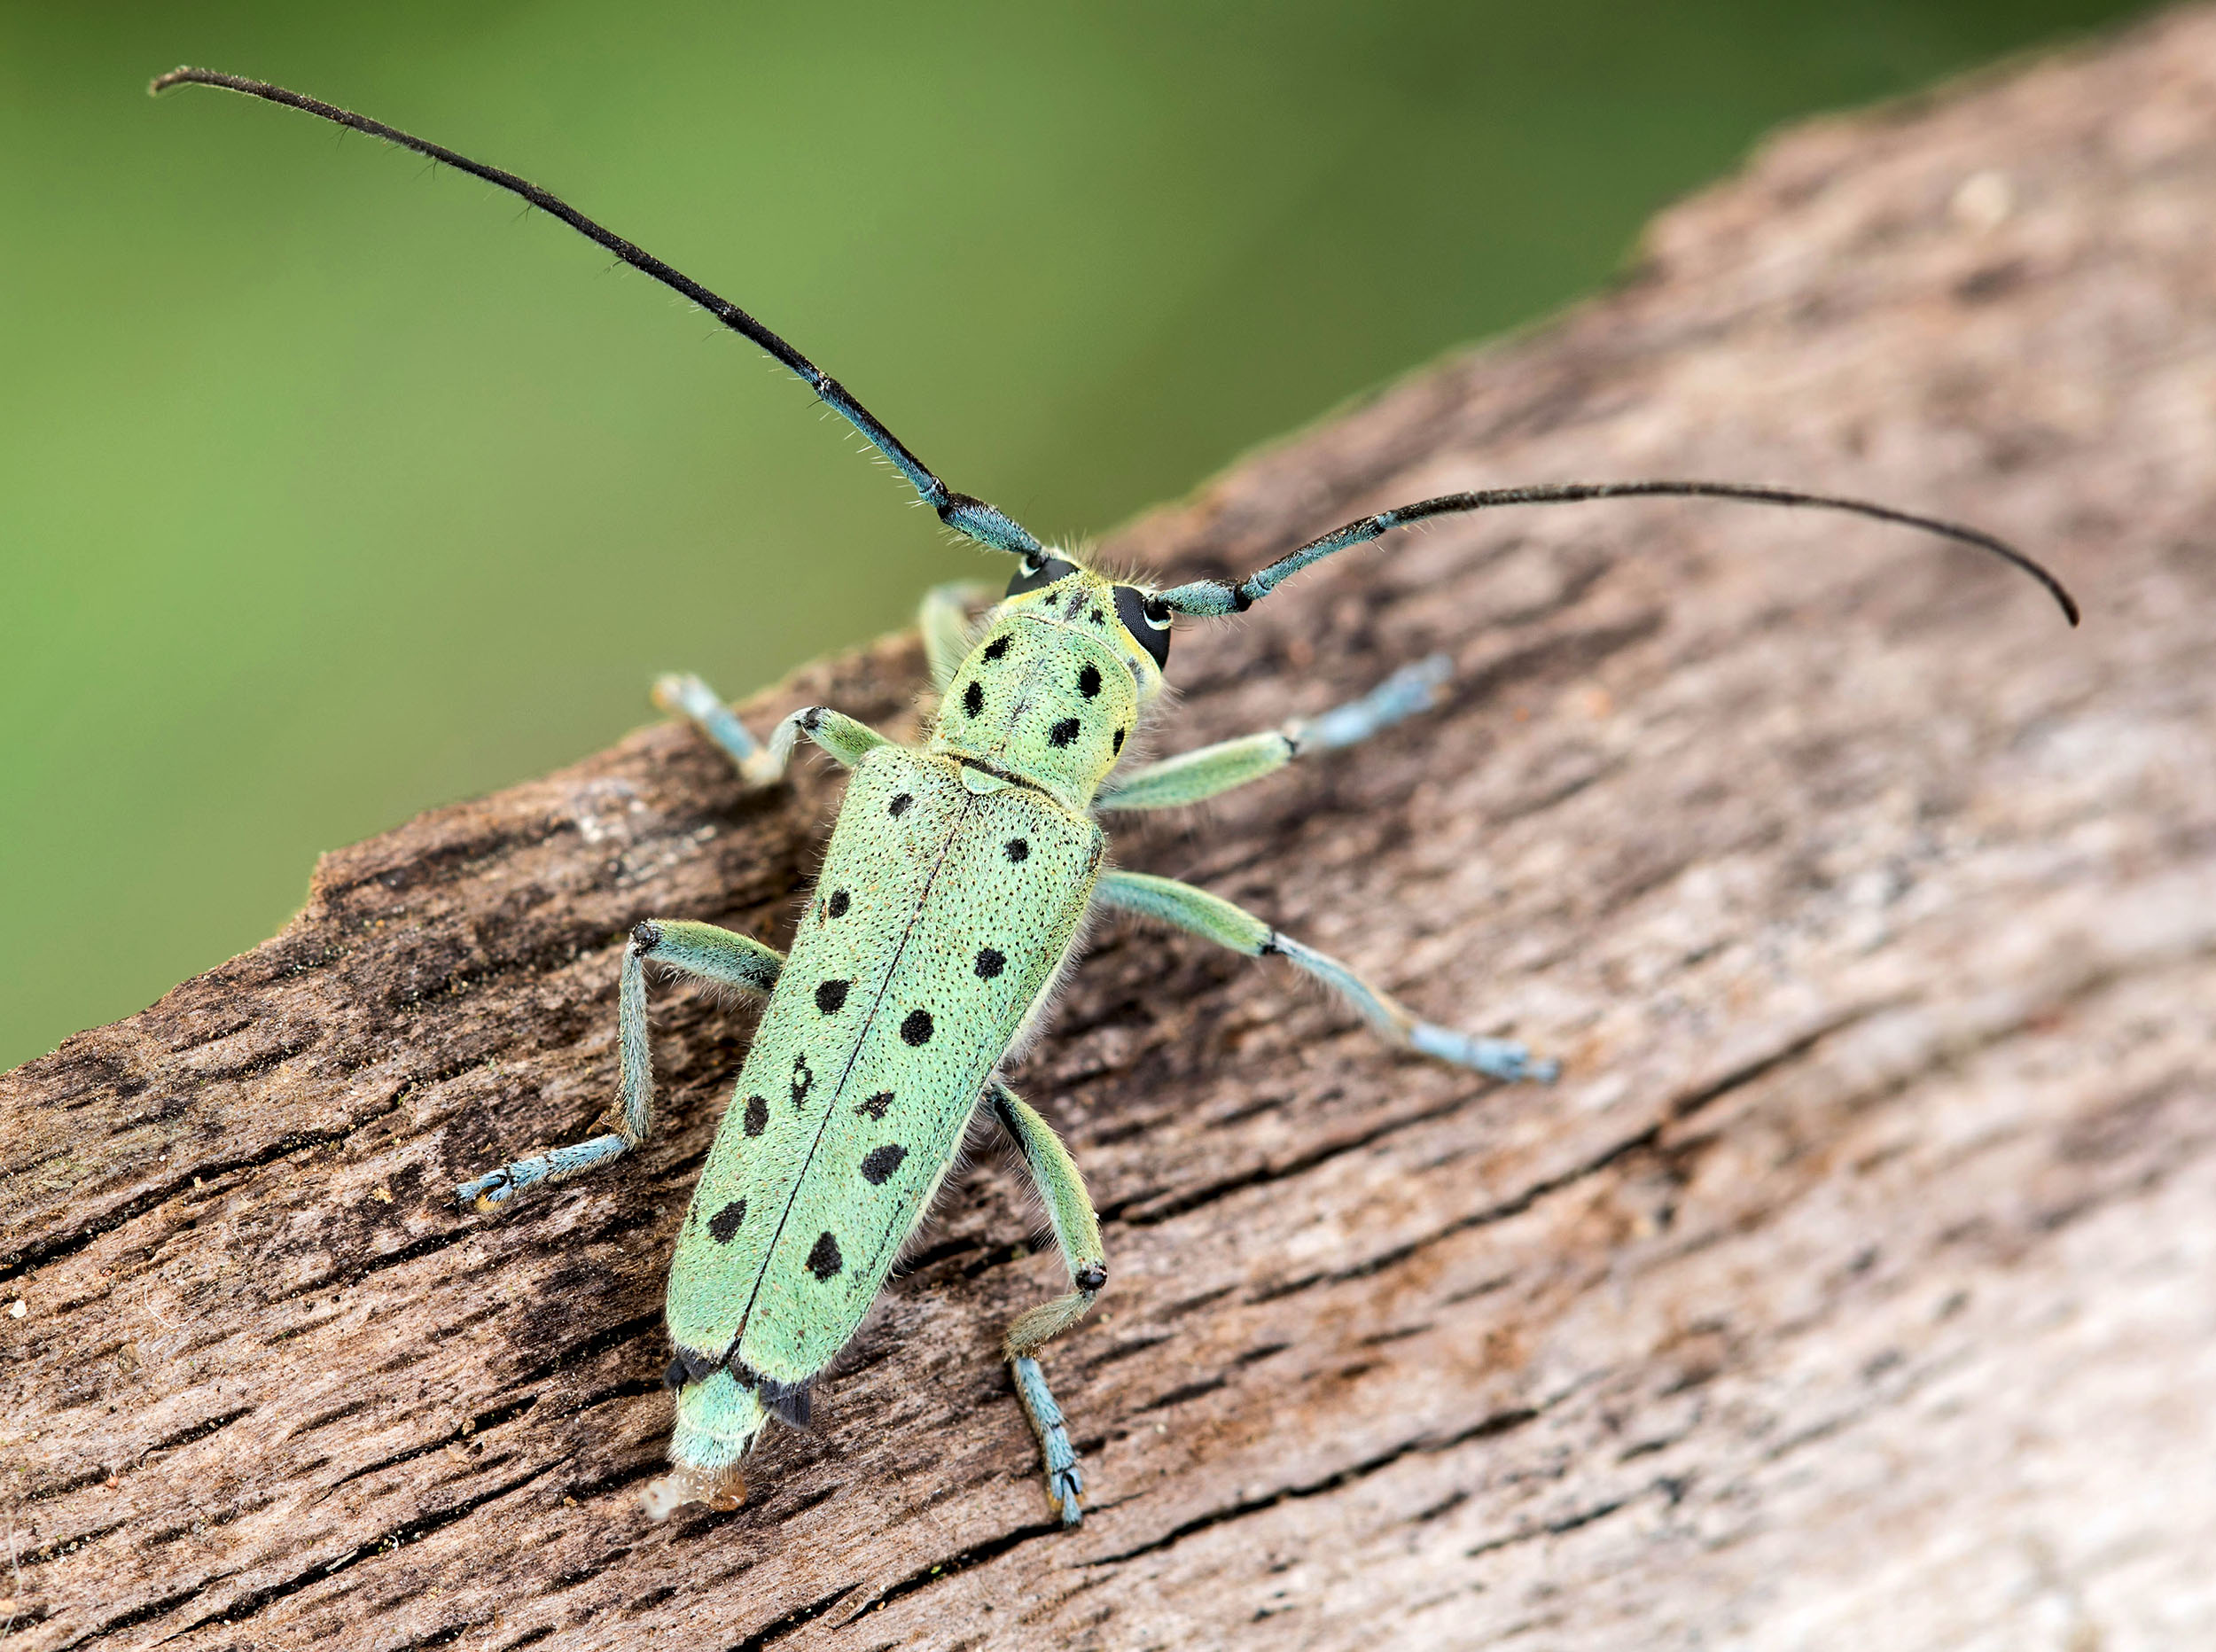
[{"left": 455, "top": 1169, "right": 512, "bottom": 1211}]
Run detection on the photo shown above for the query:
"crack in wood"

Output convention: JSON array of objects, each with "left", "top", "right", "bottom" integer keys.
[
  {"left": 1250, "top": 1007, "right": 1877, "bottom": 1305},
  {"left": 0, "top": 1097, "right": 403, "bottom": 1283},
  {"left": 1086, "top": 1399, "right": 1551, "bottom": 1567},
  {"left": 141, "top": 1461, "right": 557, "bottom": 1645}
]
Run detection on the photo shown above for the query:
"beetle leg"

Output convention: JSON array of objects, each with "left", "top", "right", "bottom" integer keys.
[
  {"left": 988, "top": 1078, "right": 1105, "bottom": 1528},
  {"left": 652, "top": 672, "right": 776, "bottom": 783},
  {"left": 1090, "top": 869, "right": 1557, "bottom": 1083},
  {"left": 758, "top": 705, "right": 891, "bottom": 776},
  {"left": 918, "top": 581, "right": 997, "bottom": 691},
  {"left": 1095, "top": 654, "right": 1450, "bottom": 811},
  {"left": 656, "top": 673, "right": 893, "bottom": 788},
  {"left": 456, "top": 920, "right": 784, "bottom": 1212}
]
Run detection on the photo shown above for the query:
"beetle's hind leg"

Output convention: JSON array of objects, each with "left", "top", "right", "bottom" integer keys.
[
  {"left": 988, "top": 1079, "right": 1106, "bottom": 1528},
  {"left": 456, "top": 920, "right": 784, "bottom": 1211}
]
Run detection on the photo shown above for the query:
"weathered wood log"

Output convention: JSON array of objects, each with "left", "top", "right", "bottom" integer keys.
[{"left": 9, "top": 11, "right": 2216, "bottom": 1647}]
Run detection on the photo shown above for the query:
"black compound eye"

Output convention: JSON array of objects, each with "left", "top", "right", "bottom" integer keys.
[
  {"left": 1112, "top": 585, "right": 1173, "bottom": 669},
  {"left": 1005, "top": 555, "right": 1079, "bottom": 597}
]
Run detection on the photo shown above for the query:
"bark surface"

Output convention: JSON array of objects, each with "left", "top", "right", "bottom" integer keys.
[{"left": 8, "top": 12, "right": 2216, "bottom": 1648}]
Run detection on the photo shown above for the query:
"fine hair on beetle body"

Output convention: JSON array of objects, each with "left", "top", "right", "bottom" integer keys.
[{"left": 154, "top": 66, "right": 2080, "bottom": 1532}]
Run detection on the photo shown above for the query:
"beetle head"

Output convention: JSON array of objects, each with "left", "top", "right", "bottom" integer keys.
[{"left": 998, "top": 553, "right": 1171, "bottom": 697}]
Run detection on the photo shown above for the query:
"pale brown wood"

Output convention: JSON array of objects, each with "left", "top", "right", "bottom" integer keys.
[{"left": 8, "top": 11, "right": 2216, "bottom": 1647}]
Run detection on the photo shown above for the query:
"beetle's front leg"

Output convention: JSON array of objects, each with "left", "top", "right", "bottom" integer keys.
[
  {"left": 654, "top": 673, "right": 890, "bottom": 788},
  {"left": 988, "top": 1078, "right": 1106, "bottom": 1528},
  {"left": 918, "top": 580, "right": 997, "bottom": 691},
  {"left": 456, "top": 920, "right": 784, "bottom": 1212}
]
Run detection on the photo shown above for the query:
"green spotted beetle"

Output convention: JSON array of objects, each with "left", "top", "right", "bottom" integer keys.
[{"left": 154, "top": 67, "right": 2079, "bottom": 1528}]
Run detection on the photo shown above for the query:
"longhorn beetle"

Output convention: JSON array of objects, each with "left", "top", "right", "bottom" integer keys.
[{"left": 154, "top": 68, "right": 2079, "bottom": 1528}]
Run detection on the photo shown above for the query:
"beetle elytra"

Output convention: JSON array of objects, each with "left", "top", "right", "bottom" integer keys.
[{"left": 155, "top": 66, "right": 2078, "bottom": 1528}]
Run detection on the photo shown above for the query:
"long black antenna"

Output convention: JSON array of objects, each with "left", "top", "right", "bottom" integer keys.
[
  {"left": 151, "top": 66, "right": 1044, "bottom": 557},
  {"left": 1153, "top": 479, "right": 2079, "bottom": 626}
]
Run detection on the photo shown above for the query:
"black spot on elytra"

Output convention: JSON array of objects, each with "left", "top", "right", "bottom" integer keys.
[
  {"left": 1089, "top": 607, "right": 1104, "bottom": 625},
  {"left": 1005, "top": 838, "right": 1029, "bottom": 862},
  {"left": 857, "top": 1091, "right": 893, "bottom": 1119},
  {"left": 743, "top": 1095, "right": 769, "bottom": 1136},
  {"left": 976, "top": 947, "right": 1005, "bottom": 979},
  {"left": 1078, "top": 664, "right": 1101, "bottom": 698},
  {"left": 806, "top": 1231, "right": 844, "bottom": 1281},
  {"left": 815, "top": 978, "right": 850, "bottom": 1014},
  {"left": 791, "top": 1053, "right": 813, "bottom": 1108},
  {"left": 709, "top": 1199, "right": 748, "bottom": 1243},
  {"left": 828, "top": 889, "right": 849, "bottom": 918},
  {"left": 901, "top": 1009, "right": 934, "bottom": 1046},
  {"left": 1048, "top": 718, "right": 1081, "bottom": 747},
  {"left": 963, "top": 681, "right": 984, "bottom": 717},
  {"left": 860, "top": 1144, "right": 908, "bottom": 1185},
  {"left": 982, "top": 635, "right": 1010, "bottom": 661},
  {"left": 889, "top": 792, "right": 912, "bottom": 817},
  {"left": 1112, "top": 728, "right": 1127, "bottom": 755}
]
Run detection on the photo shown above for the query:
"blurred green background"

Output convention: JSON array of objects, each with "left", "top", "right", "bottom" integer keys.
[{"left": 0, "top": 0, "right": 2150, "bottom": 1070}]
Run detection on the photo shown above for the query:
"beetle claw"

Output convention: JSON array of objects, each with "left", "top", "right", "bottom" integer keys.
[{"left": 455, "top": 1169, "right": 513, "bottom": 1211}]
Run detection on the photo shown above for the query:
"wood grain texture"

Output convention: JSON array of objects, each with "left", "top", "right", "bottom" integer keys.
[{"left": 8, "top": 11, "right": 2216, "bottom": 1647}]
